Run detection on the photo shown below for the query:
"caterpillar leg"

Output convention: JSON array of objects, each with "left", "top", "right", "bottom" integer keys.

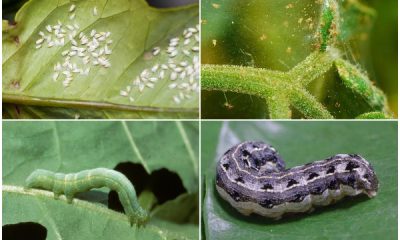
[
  {"left": 64, "top": 188, "right": 74, "bottom": 203},
  {"left": 65, "top": 194, "right": 74, "bottom": 203},
  {"left": 129, "top": 214, "right": 149, "bottom": 227},
  {"left": 53, "top": 191, "right": 61, "bottom": 200}
]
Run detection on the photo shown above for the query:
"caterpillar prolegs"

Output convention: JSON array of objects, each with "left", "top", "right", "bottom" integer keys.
[
  {"left": 26, "top": 168, "right": 149, "bottom": 226},
  {"left": 216, "top": 141, "right": 379, "bottom": 219}
]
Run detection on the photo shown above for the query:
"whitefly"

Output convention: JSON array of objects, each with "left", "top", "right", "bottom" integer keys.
[{"left": 34, "top": 3, "right": 113, "bottom": 88}]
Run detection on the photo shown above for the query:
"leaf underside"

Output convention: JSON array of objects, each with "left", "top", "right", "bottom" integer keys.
[{"left": 3, "top": 0, "right": 199, "bottom": 119}]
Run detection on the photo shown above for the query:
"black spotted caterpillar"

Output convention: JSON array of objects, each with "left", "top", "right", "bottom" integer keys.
[
  {"left": 26, "top": 168, "right": 149, "bottom": 226},
  {"left": 216, "top": 141, "right": 379, "bottom": 219}
]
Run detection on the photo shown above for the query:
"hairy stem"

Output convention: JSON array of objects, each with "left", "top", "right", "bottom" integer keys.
[{"left": 202, "top": 51, "right": 337, "bottom": 119}]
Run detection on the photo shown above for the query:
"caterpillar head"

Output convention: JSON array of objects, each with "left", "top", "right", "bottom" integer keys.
[
  {"left": 344, "top": 155, "right": 379, "bottom": 198},
  {"left": 358, "top": 165, "right": 379, "bottom": 198}
]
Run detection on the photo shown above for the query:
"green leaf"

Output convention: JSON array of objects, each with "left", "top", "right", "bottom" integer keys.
[
  {"left": 4, "top": 186, "right": 198, "bottom": 240},
  {"left": 152, "top": 193, "right": 199, "bottom": 224},
  {"left": 3, "top": 0, "right": 199, "bottom": 119},
  {"left": 202, "top": 121, "right": 397, "bottom": 240},
  {"left": 201, "top": 0, "right": 393, "bottom": 119},
  {"left": 3, "top": 121, "right": 199, "bottom": 239}
]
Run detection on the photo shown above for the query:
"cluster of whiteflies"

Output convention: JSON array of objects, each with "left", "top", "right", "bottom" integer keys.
[
  {"left": 120, "top": 24, "right": 200, "bottom": 104},
  {"left": 34, "top": 3, "right": 198, "bottom": 105},
  {"left": 35, "top": 4, "right": 111, "bottom": 87}
]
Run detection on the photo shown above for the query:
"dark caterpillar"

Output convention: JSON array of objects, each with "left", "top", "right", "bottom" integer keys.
[
  {"left": 216, "top": 141, "right": 379, "bottom": 219},
  {"left": 26, "top": 168, "right": 149, "bottom": 226}
]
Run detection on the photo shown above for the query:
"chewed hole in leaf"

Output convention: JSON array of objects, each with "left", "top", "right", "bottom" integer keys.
[
  {"left": 3, "top": 222, "right": 47, "bottom": 240},
  {"left": 109, "top": 162, "right": 186, "bottom": 214}
]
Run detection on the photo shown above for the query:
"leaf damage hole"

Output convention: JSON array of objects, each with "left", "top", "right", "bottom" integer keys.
[
  {"left": 3, "top": 222, "right": 47, "bottom": 240},
  {"left": 109, "top": 162, "right": 186, "bottom": 214}
]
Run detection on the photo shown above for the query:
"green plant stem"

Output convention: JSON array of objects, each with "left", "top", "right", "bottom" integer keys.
[{"left": 202, "top": 52, "right": 336, "bottom": 119}]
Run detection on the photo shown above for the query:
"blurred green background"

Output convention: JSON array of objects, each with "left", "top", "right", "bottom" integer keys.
[{"left": 201, "top": 0, "right": 397, "bottom": 118}]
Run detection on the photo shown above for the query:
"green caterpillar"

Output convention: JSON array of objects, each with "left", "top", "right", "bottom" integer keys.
[{"left": 26, "top": 168, "right": 149, "bottom": 226}]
